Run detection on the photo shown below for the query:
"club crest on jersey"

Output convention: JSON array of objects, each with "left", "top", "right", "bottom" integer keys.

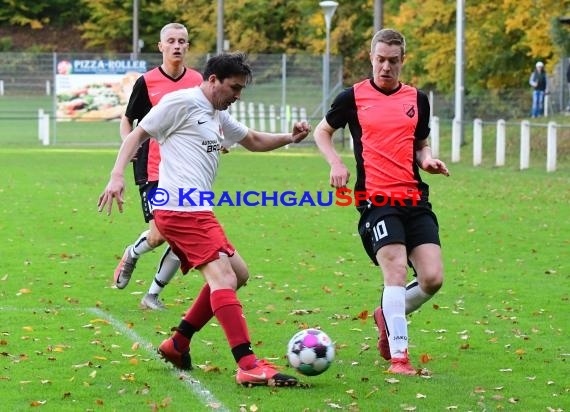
[{"left": 404, "top": 104, "right": 415, "bottom": 118}]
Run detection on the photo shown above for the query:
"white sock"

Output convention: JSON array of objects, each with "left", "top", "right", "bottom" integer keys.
[
  {"left": 130, "top": 230, "right": 153, "bottom": 257},
  {"left": 148, "top": 247, "right": 180, "bottom": 295},
  {"left": 382, "top": 285, "right": 408, "bottom": 359},
  {"left": 405, "top": 279, "right": 433, "bottom": 315}
]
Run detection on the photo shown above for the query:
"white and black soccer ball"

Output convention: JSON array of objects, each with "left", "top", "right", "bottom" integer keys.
[{"left": 286, "top": 328, "right": 335, "bottom": 376}]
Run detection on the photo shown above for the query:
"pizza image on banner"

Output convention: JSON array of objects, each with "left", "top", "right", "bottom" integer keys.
[{"left": 55, "top": 59, "right": 147, "bottom": 121}]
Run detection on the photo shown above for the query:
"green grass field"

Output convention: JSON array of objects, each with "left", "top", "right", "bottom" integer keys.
[{"left": 1, "top": 147, "right": 568, "bottom": 411}]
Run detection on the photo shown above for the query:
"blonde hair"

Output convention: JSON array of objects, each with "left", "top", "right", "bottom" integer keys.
[{"left": 160, "top": 23, "right": 188, "bottom": 42}]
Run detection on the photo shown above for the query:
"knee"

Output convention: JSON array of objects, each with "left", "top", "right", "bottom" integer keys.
[
  {"left": 419, "top": 268, "right": 444, "bottom": 295},
  {"left": 235, "top": 265, "right": 250, "bottom": 288},
  {"left": 146, "top": 231, "right": 165, "bottom": 248}
]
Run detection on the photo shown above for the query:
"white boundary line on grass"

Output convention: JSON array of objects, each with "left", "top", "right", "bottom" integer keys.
[
  {"left": 0, "top": 306, "right": 228, "bottom": 411},
  {"left": 88, "top": 307, "right": 229, "bottom": 412}
]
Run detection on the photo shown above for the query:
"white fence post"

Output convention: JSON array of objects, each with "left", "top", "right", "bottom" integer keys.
[
  {"left": 269, "top": 105, "right": 277, "bottom": 133},
  {"left": 473, "top": 118, "right": 482, "bottom": 166},
  {"left": 38, "top": 110, "right": 50, "bottom": 145},
  {"left": 300, "top": 107, "right": 307, "bottom": 122},
  {"left": 237, "top": 101, "right": 246, "bottom": 124},
  {"left": 520, "top": 120, "right": 530, "bottom": 170},
  {"left": 258, "top": 103, "right": 266, "bottom": 132},
  {"left": 430, "top": 116, "right": 439, "bottom": 158},
  {"left": 247, "top": 102, "right": 255, "bottom": 129},
  {"left": 290, "top": 106, "right": 299, "bottom": 127},
  {"left": 546, "top": 121, "right": 557, "bottom": 172},
  {"left": 451, "top": 117, "right": 461, "bottom": 162},
  {"left": 38, "top": 109, "right": 44, "bottom": 141},
  {"left": 495, "top": 119, "right": 506, "bottom": 167},
  {"left": 46, "top": 80, "right": 51, "bottom": 96},
  {"left": 0, "top": 80, "right": 4, "bottom": 96}
]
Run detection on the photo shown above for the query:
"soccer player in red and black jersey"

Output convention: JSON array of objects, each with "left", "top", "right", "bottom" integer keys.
[
  {"left": 314, "top": 28, "right": 449, "bottom": 375},
  {"left": 113, "top": 23, "right": 203, "bottom": 309}
]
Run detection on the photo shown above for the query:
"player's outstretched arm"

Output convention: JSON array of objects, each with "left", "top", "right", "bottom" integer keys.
[
  {"left": 97, "top": 126, "right": 151, "bottom": 215},
  {"left": 239, "top": 121, "right": 311, "bottom": 152}
]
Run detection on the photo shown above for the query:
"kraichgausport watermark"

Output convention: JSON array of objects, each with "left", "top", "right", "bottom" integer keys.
[{"left": 147, "top": 188, "right": 422, "bottom": 207}]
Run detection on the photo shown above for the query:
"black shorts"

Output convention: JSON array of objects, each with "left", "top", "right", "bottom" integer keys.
[
  {"left": 139, "top": 181, "right": 158, "bottom": 223},
  {"left": 357, "top": 197, "right": 440, "bottom": 265}
]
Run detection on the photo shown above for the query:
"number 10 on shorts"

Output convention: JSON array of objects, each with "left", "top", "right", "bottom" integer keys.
[{"left": 373, "top": 220, "right": 388, "bottom": 241}]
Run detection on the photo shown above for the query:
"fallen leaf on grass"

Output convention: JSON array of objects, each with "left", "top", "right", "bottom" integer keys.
[
  {"left": 356, "top": 309, "right": 368, "bottom": 320},
  {"left": 30, "top": 400, "right": 46, "bottom": 406},
  {"left": 202, "top": 365, "right": 222, "bottom": 373},
  {"left": 88, "top": 318, "right": 109, "bottom": 324},
  {"left": 419, "top": 353, "right": 432, "bottom": 363},
  {"left": 72, "top": 361, "right": 92, "bottom": 369},
  {"left": 120, "top": 373, "right": 135, "bottom": 381},
  {"left": 359, "top": 343, "right": 370, "bottom": 354},
  {"left": 364, "top": 387, "right": 378, "bottom": 398}
]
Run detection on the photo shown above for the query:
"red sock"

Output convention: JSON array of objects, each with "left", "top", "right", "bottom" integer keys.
[
  {"left": 210, "top": 289, "right": 251, "bottom": 350},
  {"left": 172, "top": 284, "right": 213, "bottom": 350},
  {"left": 183, "top": 284, "right": 213, "bottom": 328}
]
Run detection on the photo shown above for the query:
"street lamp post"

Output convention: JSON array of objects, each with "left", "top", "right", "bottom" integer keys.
[
  {"left": 132, "top": 0, "right": 139, "bottom": 60},
  {"left": 320, "top": 1, "right": 338, "bottom": 117}
]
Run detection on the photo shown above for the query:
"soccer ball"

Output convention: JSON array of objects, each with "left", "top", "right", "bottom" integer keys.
[{"left": 286, "top": 328, "right": 335, "bottom": 376}]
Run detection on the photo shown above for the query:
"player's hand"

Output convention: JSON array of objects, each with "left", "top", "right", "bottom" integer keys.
[
  {"left": 420, "top": 159, "right": 450, "bottom": 176},
  {"left": 97, "top": 176, "right": 126, "bottom": 215},
  {"left": 291, "top": 121, "right": 311, "bottom": 143},
  {"left": 330, "top": 162, "right": 350, "bottom": 188}
]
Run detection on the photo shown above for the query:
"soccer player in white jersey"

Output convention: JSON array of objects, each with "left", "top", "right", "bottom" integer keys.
[{"left": 98, "top": 52, "right": 311, "bottom": 387}]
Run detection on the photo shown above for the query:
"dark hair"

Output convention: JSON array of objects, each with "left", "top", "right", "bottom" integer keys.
[{"left": 203, "top": 52, "right": 253, "bottom": 85}]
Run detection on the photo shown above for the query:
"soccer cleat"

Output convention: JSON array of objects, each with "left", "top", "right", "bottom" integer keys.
[
  {"left": 157, "top": 338, "right": 192, "bottom": 370},
  {"left": 114, "top": 246, "right": 137, "bottom": 289},
  {"left": 388, "top": 356, "right": 417, "bottom": 376},
  {"left": 140, "top": 293, "right": 166, "bottom": 310},
  {"left": 373, "top": 307, "right": 391, "bottom": 360},
  {"left": 236, "top": 359, "right": 298, "bottom": 387}
]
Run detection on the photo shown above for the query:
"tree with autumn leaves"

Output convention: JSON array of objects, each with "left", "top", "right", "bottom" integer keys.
[{"left": 1, "top": 0, "right": 569, "bottom": 96}]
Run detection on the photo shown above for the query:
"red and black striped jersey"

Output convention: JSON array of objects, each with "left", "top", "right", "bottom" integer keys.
[
  {"left": 125, "top": 66, "right": 202, "bottom": 184},
  {"left": 325, "top": 79, "right": 431, "bottom": 205}
]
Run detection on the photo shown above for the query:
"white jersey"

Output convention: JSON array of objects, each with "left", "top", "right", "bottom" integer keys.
[{"left": 139, "top": 87, "right": 248, "bottom": 212}]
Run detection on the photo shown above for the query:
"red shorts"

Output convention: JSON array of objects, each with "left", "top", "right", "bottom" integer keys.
[{"left": 153, "top": 210, "right": 235, "bottom": 273}]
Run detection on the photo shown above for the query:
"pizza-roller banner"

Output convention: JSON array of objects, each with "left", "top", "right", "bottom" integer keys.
[{"left": 55, "top": 58, "right": 147, "bottom": 121}]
